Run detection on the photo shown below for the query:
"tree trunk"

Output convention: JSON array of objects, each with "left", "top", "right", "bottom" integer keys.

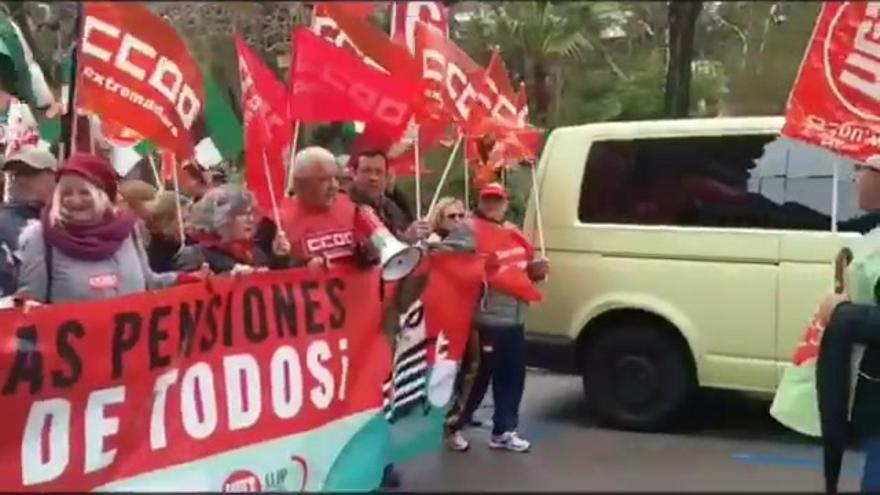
[
  {"left": 664, "top": 1, "right": 703, "bottom": 118},
  {"left": 532, "top": 62, "right": 550, "bottom": 125}
]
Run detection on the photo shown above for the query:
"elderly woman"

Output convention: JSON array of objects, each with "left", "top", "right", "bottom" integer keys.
[
  {"left": 16, "top": 153, "right": 205, "bottom": 304},
  {"left": 143, "top": 191, "right": 192, "bottom": 273},
  {"left": 174, "top": 184, "right": 292, "bottom": 276}
]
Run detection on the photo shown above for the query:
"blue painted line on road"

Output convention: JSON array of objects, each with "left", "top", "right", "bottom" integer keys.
[{"left": 732, "top": 453, "right": 864, "bottom": 478}]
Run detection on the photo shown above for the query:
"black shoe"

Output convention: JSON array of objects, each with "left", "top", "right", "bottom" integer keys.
[
  {"left": 380, "top": 465, "right": 401, "bottom": 490},
  {"left": 468, "top": 418, "right": 486, "bottom": 428}
]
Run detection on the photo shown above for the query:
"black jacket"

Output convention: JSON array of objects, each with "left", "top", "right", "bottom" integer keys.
[
  {"left": 349, "top": 185, "right": 412, "bottom": 240},
  {"left": 0, "top": 201, "right": 42, "bottom": 296}
]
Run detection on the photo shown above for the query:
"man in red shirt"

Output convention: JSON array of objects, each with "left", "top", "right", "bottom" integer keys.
[{"left": 279, "top": 146, "right": 377, "bottom": 270}]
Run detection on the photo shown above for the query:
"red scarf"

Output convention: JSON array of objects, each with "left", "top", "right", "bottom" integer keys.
[
  {"left": 470, "top": 216, "right": 542, "bottom": 303},
  {"left": 195, "top": 233, "right": 256, "bottom": 265}
]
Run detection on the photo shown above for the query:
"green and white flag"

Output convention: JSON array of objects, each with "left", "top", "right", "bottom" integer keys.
[
  {"left": 0, "top": 8, "right": 54, "bottom": 109},
  {"left": 93, "top": 75, "right": 244, "bottom": 177}
]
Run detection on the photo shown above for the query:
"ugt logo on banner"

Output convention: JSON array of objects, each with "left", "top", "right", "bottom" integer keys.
[{"left": 783, "top": 2, "right": 880, "bottom": 164}]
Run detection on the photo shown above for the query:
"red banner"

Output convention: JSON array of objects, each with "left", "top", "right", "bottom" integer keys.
[
  {"left": 235, "top": 35, "right": 291, "bottom": 215},
  {"left": 289, "top": 27, "right": 420, "bottom": 142},
  {"left": 0, "top": 267, "right": 386, "bottom": 490},
  {"left": 77, "top": 2, "right": 204, "bottom": 158},
  {"left": 390, "top": 2, "right": 450, "bottom": 54},
  {"left": 783, "top": 2, "right": 880, "bottom": 164}
]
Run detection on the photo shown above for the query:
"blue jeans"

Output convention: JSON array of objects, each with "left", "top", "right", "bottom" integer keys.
[
  {"left": 863, "top": 438, "right": 880, "bottom": 492},
  {"left": 478, "top": 324, "right": 526, "bottom": 436}
]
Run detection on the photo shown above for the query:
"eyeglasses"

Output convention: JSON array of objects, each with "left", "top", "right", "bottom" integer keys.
[{"left": 445, "top": 213, "right": 465, "bottom": 220}]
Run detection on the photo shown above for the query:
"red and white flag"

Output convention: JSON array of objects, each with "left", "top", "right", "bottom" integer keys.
[
  {"left": 782, "top": 2, "right": 880, "bottom": 165},
  {"left": 77, "top": 2, "right": 204, "bottom": 158},
  {"left": 235, "top": 35, "right": 291, "bottom": 215}
]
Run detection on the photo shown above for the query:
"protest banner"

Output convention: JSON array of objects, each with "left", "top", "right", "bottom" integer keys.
[
  {"left": 0, "top": 252, "right": 485, "bottom": 491},
  {"left": 0, "top": 266, "right": 389, "bottom": 491},
  {"left": 76, "top": 2, "right": 204, "bottom": 158},
  {"left": 782, "top": 2, "right": 880, "bottom": 164}
]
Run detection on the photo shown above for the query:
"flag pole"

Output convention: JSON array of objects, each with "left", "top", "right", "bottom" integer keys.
[
  {"left": 285, "top": 120, "right": 300, "bottom": 196},
  {"left": 60, "top": 1, "right": 84, "bottom": 161},
  {"left": 170, "top": 154, "right": 187, "bottom": 253},
  {"left": 529, "top": 161, "right": 546, "bottom": 257},
  {"left": 147, "top": 152, "right": 163, "bottom": 191},
  {"left": 427, "top": 133, "right": 462, "bottom": 215},
  {"left": 463, "top": 153, "right": 470, "bottom": 208},
  {"left": 414, "top": 125, "right": 422, "bottom": 219}
]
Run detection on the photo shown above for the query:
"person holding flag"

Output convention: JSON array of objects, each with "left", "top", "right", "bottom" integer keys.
[{"left": 455, "top": 182, "right": 549, "bottom": 453}]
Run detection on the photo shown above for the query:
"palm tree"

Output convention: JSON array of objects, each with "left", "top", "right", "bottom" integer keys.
[{"left": 455, "top": 2, "right": 600, "bottom": 126}]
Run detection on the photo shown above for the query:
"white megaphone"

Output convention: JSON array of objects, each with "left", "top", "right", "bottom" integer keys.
[{"left": 355, "top": 205, "right": 422, "bottom": 281}]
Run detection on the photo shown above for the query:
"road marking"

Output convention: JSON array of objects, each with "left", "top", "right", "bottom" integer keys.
[{"left": 732, "top": 452, "right": 864, "bottom": 478}]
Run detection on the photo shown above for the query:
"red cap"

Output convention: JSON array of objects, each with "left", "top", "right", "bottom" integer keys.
[
  {"left": 58, "top": 152, "right": 119, "bottom": 200},
  {"left": 479, "top": 182, "right": 508, "bottom": 200}
]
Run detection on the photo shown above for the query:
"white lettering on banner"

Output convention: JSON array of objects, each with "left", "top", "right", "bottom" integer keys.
[
  {"left": 17, "top": 338, "right": 350, "bottom": 485},
  {"left": 84, "top": 386, "right": 124, "bottom": 474},
  {"left": 21, "top": 399, "right": 70, "bottom": 486},
  {"left": 224, "top": 355, "right": 263, "bottom": 431},
  {"left": 841, "top": 3, "right": 880, "bottom": 101},
  {"left": 150, "top": 368, "right": 178, "bottom": 451},
  {"left": 311, "top": 14, "right": 387, "bottom": 74},
  {"left": 80, "top": 15, "right": 202, "bottom": 131},
  {"left": 181, "top": 363, "right": 218, "bottom": 440},
  {"left": 403, "top": 2, "right": 445, "bottom": 54}
]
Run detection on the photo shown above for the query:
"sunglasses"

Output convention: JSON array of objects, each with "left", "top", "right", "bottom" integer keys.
[{"left": 445, "top": 213, "right": 465, "bottom": 220}]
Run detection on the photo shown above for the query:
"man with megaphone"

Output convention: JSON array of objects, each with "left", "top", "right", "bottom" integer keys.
[{"left": 278, "top": 146, "right": 380, "bottom": 271}]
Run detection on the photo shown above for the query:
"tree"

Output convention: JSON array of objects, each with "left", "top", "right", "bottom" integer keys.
[{"left": 664, "top": 1, "right": 702, "bottom": 117}]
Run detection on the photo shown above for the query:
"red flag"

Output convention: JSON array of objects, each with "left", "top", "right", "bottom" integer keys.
[
  {"left": 782, "top": 2, "right": 880, "bottom": 165},
  {"left": 422, "top": 253, "right": 484, "bottom": 362},
  {"left": 235, "top": 35, "right": 290, "bottom": 215},
  {"left": 414, "top": 21, "right": 485, "bottom": 125},
  {"left": 485, "top": 47, "right": 516, "bottom": 104},
  {"left": 311, "top": 3, "right": 418, "bottom": 80},
  {"left": 390, "top": 2, "right": 449, "bottom": 54},
  {"left": 77, "top": 2, "right": 205, "bottom": 158},
  {"left": 473, "top": 218, "right": 543, "bottom": 303},
  {"left": 289, "top": 27, "right": 420, "bottom": 142}
]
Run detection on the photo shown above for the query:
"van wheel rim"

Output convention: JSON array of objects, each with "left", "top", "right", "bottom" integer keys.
[{"left": 613, "top": 355, "right": 660, "bottom": 407}]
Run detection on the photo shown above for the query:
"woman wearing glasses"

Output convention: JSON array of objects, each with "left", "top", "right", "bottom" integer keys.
[{"left": 427, "top": 197, "right": 468, "bottom": 244}]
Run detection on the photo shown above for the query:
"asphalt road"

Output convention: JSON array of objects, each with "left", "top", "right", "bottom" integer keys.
[{"left": 400, "top": 369, "right": 863, "bottom": 492}]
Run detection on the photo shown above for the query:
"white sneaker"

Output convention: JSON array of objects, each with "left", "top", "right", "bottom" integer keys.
[
  {"left": 489, "top": 431, "right": 531, "bottom": 452},
  {"left": 445, "top": 431, "right": 470, "bottom": 452}
]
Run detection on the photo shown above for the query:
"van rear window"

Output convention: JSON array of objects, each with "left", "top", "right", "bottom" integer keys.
[{"left": 577, "top": 135, "right": 874, "bottom": 232}]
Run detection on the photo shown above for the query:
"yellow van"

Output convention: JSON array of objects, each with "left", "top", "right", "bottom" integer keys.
[{"left": 521, "top": 116, "right": 879, "bottom": 431}]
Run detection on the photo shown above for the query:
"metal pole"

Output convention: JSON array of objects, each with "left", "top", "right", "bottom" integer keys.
[
  {"left": 831, "top": 158, "right": 839, "bottom": 233},
  {"left": 171, "top": 155, "right": 187, "bottom": 252}
]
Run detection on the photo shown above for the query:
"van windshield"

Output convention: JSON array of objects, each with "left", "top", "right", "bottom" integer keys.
[{"left": 578, "top": 134, "right": 872, "bottom": 232}]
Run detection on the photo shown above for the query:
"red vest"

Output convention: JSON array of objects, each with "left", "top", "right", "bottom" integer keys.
[
  {"left": 470, "top": 216, "right": 542, "bottom": 303},
  {"left": 279, "top": 195, "right": 358, "bottom": 263}
]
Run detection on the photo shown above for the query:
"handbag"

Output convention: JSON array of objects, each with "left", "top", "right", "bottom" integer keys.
[{"left": 770, "top": 247, "right": 853, "bottom": 437}]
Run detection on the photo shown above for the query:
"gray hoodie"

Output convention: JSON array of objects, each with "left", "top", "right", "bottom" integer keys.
[{"left": 16, "top": 220, "right": 179, "bottom": 304}]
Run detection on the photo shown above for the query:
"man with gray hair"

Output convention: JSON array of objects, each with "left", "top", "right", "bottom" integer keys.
[
  {"left": 0, "top": 148, "right": 57, "bottom": 296},
  {"left": 278, "top": 146, "right": 378, "bottom": 270}
]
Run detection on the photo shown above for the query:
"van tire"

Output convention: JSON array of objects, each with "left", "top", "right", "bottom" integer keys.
[{"left": 581, "top": 324, "right": 695, "bottom": 432}]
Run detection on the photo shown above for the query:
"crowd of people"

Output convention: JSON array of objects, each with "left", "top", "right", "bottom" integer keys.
[{"left": 0, "top": 144, "right": 549, "bottom": 489}]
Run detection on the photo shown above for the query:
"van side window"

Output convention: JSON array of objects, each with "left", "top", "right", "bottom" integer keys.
[{"left": 577, "top": 135, "right": 871, "bottom": 232}]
